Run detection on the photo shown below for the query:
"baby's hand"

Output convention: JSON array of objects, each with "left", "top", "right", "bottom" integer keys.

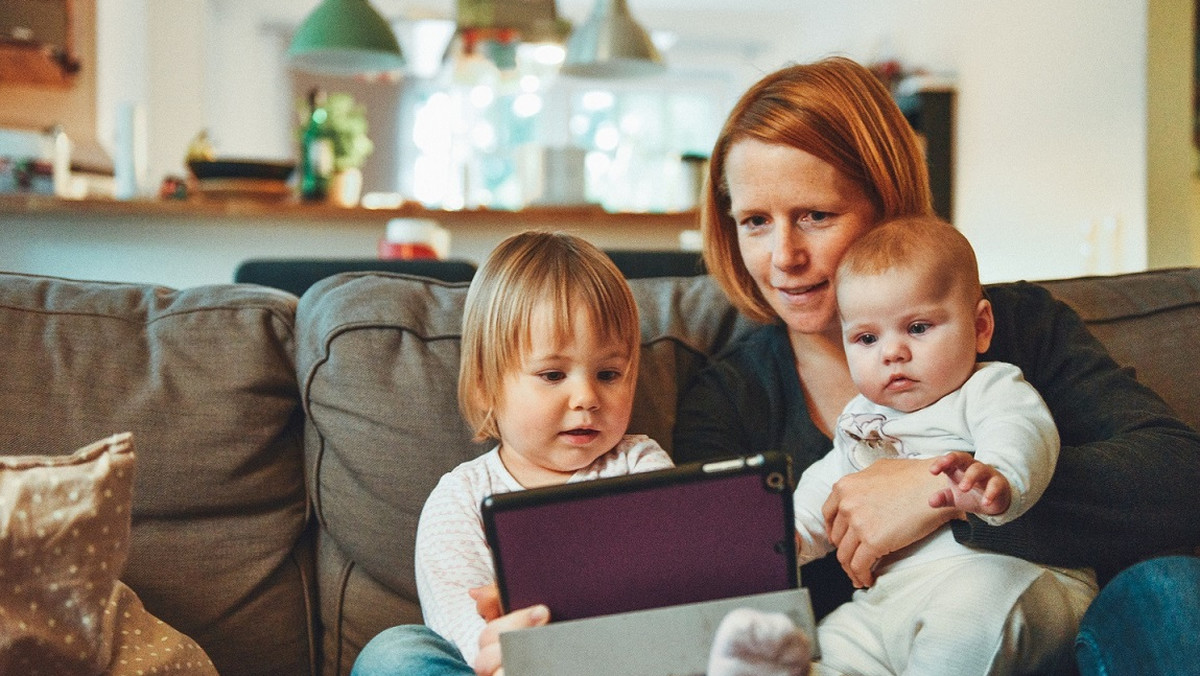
[{"left": 928, "top": 451, "right": 1011, "bottom": 516}]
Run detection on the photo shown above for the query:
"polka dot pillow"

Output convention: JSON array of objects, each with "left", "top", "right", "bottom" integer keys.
[{"left": 0, "top": 432, "right": 217, "bottom": 675}]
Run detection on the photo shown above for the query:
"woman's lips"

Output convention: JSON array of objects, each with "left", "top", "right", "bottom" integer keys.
[{"left": 776, "top": 279, "right": 828, "bottom": 298}]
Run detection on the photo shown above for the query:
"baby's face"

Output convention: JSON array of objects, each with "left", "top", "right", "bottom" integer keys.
[
  {"left": 838, "top": 268, "right": 991, "bottom": 412},
  {"left": 493, "top": 304, "right": 636, "bottom": 487}
]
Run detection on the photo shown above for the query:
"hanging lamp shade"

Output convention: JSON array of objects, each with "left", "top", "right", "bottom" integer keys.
[
  {"left": 288, "top": 0, "right": 405, "bottom": 76},
  {"left": 560, "top": 0, "right": 664, "bottom": 78}
]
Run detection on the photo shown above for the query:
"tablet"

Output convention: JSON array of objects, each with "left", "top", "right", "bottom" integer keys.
[{"left": 481, "top": 452, "right": 797, "bottom": 622}]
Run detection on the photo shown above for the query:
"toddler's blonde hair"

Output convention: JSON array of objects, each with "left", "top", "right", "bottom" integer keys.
[{"left": 458, "top": 231, "right": 641, "bottom": 442}]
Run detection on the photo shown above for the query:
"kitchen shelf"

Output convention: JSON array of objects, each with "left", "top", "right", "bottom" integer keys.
[{"left": 0, "top": 193, "right": 699, "bottom": 229}]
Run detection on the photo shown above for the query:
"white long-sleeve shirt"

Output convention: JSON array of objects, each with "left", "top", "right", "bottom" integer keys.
[
  {"left": 413, "top": 434, "right": 674, "bottom": 665},
  {"left": 794, "top": 361, "right": 1059, "bottom": 575}
]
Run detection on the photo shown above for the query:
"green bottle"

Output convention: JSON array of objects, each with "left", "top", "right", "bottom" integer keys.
[{"left": 299, "top": 88, "right": 334, "bottom": 201}]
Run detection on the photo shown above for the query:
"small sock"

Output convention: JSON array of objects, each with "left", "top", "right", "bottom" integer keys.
[{"left": 706, "top": 607, "right": 811, "bottom": 676}]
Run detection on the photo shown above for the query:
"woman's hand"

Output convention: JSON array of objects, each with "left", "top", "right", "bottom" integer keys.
[
  {"left": 468, "top": 585, "right": 550, "bottom": 676},
  {"left": 822, "top": 457, "right": 962, "bottom": 587}
]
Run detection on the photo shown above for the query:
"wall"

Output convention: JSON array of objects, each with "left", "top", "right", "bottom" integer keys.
[
  {"left": 1, "top": 203, "right": 692, "bottom": 288},
  {"left": 9, "top": 0, "right": 1199, "bottom": 287},
  {"left": 611, "top": 1, "right": 1200, "bottom": 280},
  {"left": 670, "top": 2, "right": 1169, "bottom": 282},
  {"left": 1148, "top": 0, "right": 1200, "bottom": 268},
  {"left": 135, "top": 1, "right": 1200, "bottom": 283}
]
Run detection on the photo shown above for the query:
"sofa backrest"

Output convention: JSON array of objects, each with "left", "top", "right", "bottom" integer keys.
[
  {"left": 295, "top": 272, "right": 758, "bottom": 675},
  {"left": 1037, "top": 267, "right": 1200, "bottom": 432},
  {"left": 298, "top": 266, "right": 1200, "bottom": 674},
  {"left": 0, "top": 272, "right": 314, "bottom": 676}
]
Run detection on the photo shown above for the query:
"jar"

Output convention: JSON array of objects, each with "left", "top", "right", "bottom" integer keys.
[{"left": 378, "top": 218, "right": 449, "bottom": 260}]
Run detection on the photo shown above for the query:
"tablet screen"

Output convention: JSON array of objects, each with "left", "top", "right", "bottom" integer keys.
[{"left": 482, "top": 452, "right": 797, "bottom": 621}]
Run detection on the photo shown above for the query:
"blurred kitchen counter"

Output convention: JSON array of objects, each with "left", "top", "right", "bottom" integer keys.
[{"left": 1, "top": 195, "right": 699, "bottom": 288}]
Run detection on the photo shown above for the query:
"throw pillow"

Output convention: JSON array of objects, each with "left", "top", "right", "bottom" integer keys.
[{"left": 0, "top": 432, "right": 217, "bottom": 675}]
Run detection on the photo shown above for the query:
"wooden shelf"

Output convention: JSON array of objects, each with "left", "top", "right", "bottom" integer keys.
[{"left": 0, "top": 193, "right": 699, "bottom": 230}]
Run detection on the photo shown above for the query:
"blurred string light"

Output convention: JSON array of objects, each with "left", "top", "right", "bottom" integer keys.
[{"left": 513, "top": 93, "right": 543, "bottom": 118}]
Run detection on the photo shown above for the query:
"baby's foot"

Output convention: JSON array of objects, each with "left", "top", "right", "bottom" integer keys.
[{"left": 707, "top": 607, "right": 811, "bottom": 676}]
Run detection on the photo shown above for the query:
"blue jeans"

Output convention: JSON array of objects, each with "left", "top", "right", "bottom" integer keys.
[
  {"left": 351, "top": 625, "right": 473, "bottom": 676},
  {"left": 1075, "top": 555, "right": 1200, "bottom": 676}
]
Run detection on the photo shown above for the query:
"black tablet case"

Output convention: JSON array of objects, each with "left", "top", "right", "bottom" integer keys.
[{"left": 482, "top": 452, "right": 797, "bottom": 622}]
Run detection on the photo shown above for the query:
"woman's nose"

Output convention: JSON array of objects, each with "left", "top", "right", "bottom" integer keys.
[{"left": 771, "top": 226, "right": 809, "bottom": 270}]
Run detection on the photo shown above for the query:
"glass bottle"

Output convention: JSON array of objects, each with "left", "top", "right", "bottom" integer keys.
[{"left": 299, "top": 88, "right": 335, "bottom": 201}]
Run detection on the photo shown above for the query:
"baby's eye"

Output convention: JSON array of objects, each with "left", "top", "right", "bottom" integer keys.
[
  {"left": 540, "top": 370, "right": 566, "bottom": 382},
  {"left": 855, "top": 334, "right": 878, "bottom": 346},
  {"left": 908, "top": 322, "right": 932, "bottom": 336}
]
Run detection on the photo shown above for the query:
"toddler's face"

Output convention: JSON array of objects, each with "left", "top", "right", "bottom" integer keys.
[
  {"left": 838, "top": 268, "right": 991, "bottom": 412},
  {"left": 493, "top": 304, "right": 636, "bottom": 487}
]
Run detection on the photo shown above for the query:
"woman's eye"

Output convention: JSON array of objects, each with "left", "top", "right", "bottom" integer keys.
[
  {"left": 738, "top": 214, "right": 770, "bottom": 231},
  {"left": 909, "top": 322, "right": 931, "bottom": 335},
  {"left": 797, "top": 211, "right": 835, "bottom": 231}
]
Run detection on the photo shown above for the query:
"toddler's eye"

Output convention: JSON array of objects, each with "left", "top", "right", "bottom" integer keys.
[
  {"left": 598, "top": 369, "right": 622, "bottom": 382},
  {"left": 855, "top": 334, "right": 878, "bottom": 346},
  {"left": 540, "top": 371, "right": 566, "bottom": 382},
  {"left": 908, "top": 322, "right": 931, "bottom": 336}
]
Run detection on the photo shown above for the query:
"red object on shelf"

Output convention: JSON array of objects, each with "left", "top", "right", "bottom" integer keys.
[
  {"left": 378, "top": 240, "right": 438, "bottom": 260},
  {"left": 378, "top": 218, "right": 447, "bottom": 260}
]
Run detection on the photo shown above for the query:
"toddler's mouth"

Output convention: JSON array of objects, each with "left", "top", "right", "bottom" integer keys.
[{"left": 562, "top": 428, "right": 600, "bottom": 441}]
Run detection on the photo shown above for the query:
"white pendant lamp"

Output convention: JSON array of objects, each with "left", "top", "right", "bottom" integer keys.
[
  {"left": 288, "top": 0, "right": 406, "bottom": 76},
  {"left": 560, "top": 0, "right": 664, "bottom": 78}
]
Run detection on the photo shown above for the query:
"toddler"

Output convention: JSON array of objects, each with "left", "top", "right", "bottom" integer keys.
[
  {"left": 413, "top": 231, "right": 675, "bottom": 667},
  {"left": 371, "top": 230, "right": 810, "bottom": 676}
]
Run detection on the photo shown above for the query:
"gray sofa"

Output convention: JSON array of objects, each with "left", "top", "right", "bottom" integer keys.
[{"left": 2, "top": 265, "right": 1198, "bottom": 676}]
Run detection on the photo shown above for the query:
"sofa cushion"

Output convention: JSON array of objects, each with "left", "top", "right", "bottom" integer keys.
[
  {"left": 296, "top": 271, "right": 755, "bottom": 675},
  {"left": 0, "top": 432, "right": 218, "bottom": 675},
  {"left": 0, "top": 273, "right": 313, "bottom": 676},
  {"left": 1038, "top": 267, "right": 1200, "bottom": 431}
]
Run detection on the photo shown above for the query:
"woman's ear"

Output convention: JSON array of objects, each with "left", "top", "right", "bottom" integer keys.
[{"left": 975, "top": 298, "right": 995, "bottom": 353}]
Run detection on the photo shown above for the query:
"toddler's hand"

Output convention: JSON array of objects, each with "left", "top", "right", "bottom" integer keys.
[
  {"left": 469, "top": 584, "right": 550, "bottom": 676},
  {"left": 469, "top": 584, "right": 502, "bottom": 621},
  {"left": 928, "top": 451, "right": 1011, "bottom": 516}
]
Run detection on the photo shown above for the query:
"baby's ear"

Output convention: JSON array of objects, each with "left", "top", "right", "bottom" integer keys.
[{"left": 974, "top": 298, "right": 995, "bottom": 353}]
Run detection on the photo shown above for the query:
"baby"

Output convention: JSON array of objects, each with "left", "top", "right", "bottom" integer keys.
[{"left": 794, "top": 215, "right": 1097, "bottom": 675}]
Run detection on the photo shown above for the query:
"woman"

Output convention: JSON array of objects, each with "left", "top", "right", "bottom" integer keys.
[
  {"left": 357, "top": 56, "right": 1200, "bottom": 676},
  {"left": 672, "top": 56, "right": 1200, "bottom": 673}
]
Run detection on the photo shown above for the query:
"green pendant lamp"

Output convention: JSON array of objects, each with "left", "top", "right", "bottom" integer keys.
[
  {"left": 288, "top": 0, "right": 406, "bottom": 76},
  {"left": 560, "top": 0, "right": 664, "bottom": 78}
]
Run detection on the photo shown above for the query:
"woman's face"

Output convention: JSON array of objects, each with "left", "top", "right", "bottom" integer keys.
[{"left": 725, "top": 139, "right": 879, "bottom": 336}]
